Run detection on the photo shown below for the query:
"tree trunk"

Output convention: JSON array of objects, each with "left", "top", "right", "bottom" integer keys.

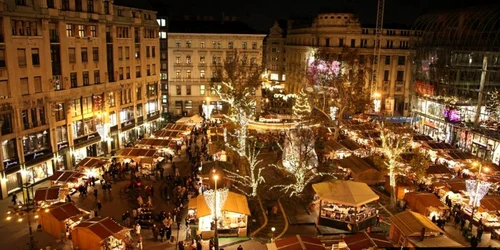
[
  {"left": 333, "top": 111, "right": 344, "bottom": 141},
  {"left": 389, "top": 168, "right": 396, "bottom": 206},
  {"left": 237, "top": 111, "right": 248, "bottom": 157}
]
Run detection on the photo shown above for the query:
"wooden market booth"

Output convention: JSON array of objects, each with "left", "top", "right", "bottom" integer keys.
[
  {"left": 37, "top": 202, "right": 88, "bottom": 239},
  {"left": 389, "top": 210, "right": 461, "bottom": 248},
  {"left": 48, "top": 170, "right": 85, "bottom": 193},
  {"left": 266, "top": 235, "right": 327, "bottom": 250},
  {"left": 335, "top": 155, "right": 384, "bottom": 185},
  {"left": 34, "top": 186, "right": 66, "bottom": 206},
  {"left": 116, "top": 148, "right": 160, "bottom": 176},
  {"left": 76, "top": 157, "right": 109, "bottom": 179},
  {"left": 72, "top": 217, "right": 130, "bottom": 250},
  {"left": 312, "top": 180, "right": 379, "bottom": 233},
  {"left": 403, "top": 192, "right": 449, "bottom": 219},
  {"left": 188, "top": 191, "right": 250, "bottom": 238},
  {"left": 343, "top": 231, "right": 394, "bottom": 249}
]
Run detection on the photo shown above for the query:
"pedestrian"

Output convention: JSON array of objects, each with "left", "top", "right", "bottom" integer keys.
[
  {"left": 93, "top": 189, "right": 98, "bottom": 199},
  {"left": 478, "top": 224, "right": 484, "bottom": 242},
  {"left": 471, "top": 235, "right": 478, "bottom": 247},
  {"left": 151, "top": 224, "right": 158, "bottom": 241},
  {"left": 96, "top": 200, "right": 102, "bottom": 211},
  {"left": 66, "top": 194, "right": 72, "bottom": 203},
  {"left": 107, "top": 183, "right": 112, "bottom": 193},
  {"left": 166, "top": 224, "right": 172, "bottom": 241},
  {"left": 93, "top": 209, "right": 99, "bottom": 217},
  {"left": 159, "top": 226, "right": 165, "bottom": 242},
  {"left": 178, "top": 241, "right": 185, "bottom": 250},
  {"left": 136, "top": 234, "right": 143, "bottom": 250},
  {"left": 272, "top": 204, "right": 278, "bottom": 218},
  {"left": 135, "top": 223, "right": 141, "bottom": 236},
  {"left": 237, "top": 245, "right": 243, "bottom": 250},
  {"left": 11, "top": 194, "right": 17, "bottom": 205}
]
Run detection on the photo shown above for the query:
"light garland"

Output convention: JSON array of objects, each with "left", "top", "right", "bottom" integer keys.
[
  {"left": 466, "top": 180, "right": 491, "bottom": 207},
  {"left": 274, "top": 93, "right": 297, "bottom": 101},
  {"left": 203, "top": 188, "right": 229, "bottom": 218},
  {"left": 292, "top": 89, "right": 312, "bottom": 119}
]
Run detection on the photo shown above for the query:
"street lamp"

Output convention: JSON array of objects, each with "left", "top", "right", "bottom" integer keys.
[
  {"left": 271, "top": 227, "right": 276, "bottom": 242},
  {"left": 6, "top": 184, "right": 40, "bottom": 250},
  {"left": 467, "top": 161, "right": 491, "bottom": 229},
  {"left": 213, "top": 174, "right": 219, "bottom": 250}
]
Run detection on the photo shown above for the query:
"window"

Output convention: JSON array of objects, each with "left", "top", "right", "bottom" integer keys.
[
  {"left": 68, "top": 48, "right": 76, "bottom": 63},
  {"left": 116, "top": 27, "right": 129, "bottom": 38},
  {"left": 108, "top": 92, "right": 115, "bottom": 107},
  {"left": 228, "top": 42, "right": 233, "bottom": 49},
  {"left": 175, "top": 56, "right": 181, "bottom": 64},
  {"left": 16, "top": 0, "right": 27, "bottom": 6},
  {"left": 135, "top": 45, "right": 140, "bottom": 58},
  {"left": 161, "top": 73, "right": 167, "bottom": 80},
  {"left": 147, "top": 65, "right": 151, "bottom": 76},
  {"left": 185, "top": 70, "right": 191, "bottom": 79},
  {"left": 161, "top": 52, "right": 167, "bottom": 60},
  {"left": 17, "top": 49, "right": 26, "bottom": 67},
  {"left": 62, "top": 0, "right": 69, "bottom": 10},
  {"left": 126, "top": 67, "right": 130, "bottom": 79},
  {"left": 176, "top": 70, "right": 181, "bottom": 78},
  {"left": 400, "top": 41, "right": 409, "bottom": 49},
  {"left": 157, "top": 19, "right": 166, "bottom": 27},
  {"left": 89, "top": 25, "right": 97, "bottom": 37},
  {"left": 31, "top": 48, "right": 40, "bottom": 66},
  {"left": 0, "top": 49, "right": 5, "bottom": 67},
  {"left": 186, "top": 41, "right": 191, "bottom": 48},
  {"left": 117, "top": 9, "right": 123, "bottom": 16},
  {"left": 350, "top": 39, "right": 356, "bottom": 47},
  {"left": 200, "top": 56, "right": 205, "bottom": 63},
  {"left": 87, "top": 0, "right": 94, "bottom": 13},
  {"left": 152, "top": 46, "right": 156, "bottom": 58},
  {"left": 118, "top": 47, "right": 123, "bottom": 60},
  {"left": 200, "top": 70, "right": 205, "bottom": 78},
  {"left": 104, "top": 1, "right": 110, "bottom": 14},
  {"left": 200, "top": 42, "right": 205, "bottom": 48},
  {"left": 135, "top": 66, "right": 141, "bottom": 77},
  {"left": 383, "top": 70, "right": 389, "bottom": 81},
  {"left": 94, "top": 70, "right": 100, "bottom": 84},
  {"left": 83, "top": 71, "right": 89, "bottom": 86},
  {"left": 136, "top": 87, "right": 142, "bottom": 100},
  {"left": 125, "top": 46, "right": 130, "bottom": 59},
  {"left": 385, "top": 56, "right": 390, "bottom": 65},
  {"left": 176, "top": 41, "right": 181, "bottom": 48},
  {"left": 70, "top": 72, "right": 77, "bottom": 88},
  {"left": 251, "top": 57, "right": 256, "bottom": 65},
  {"left": 176, "top": 85, "right": 181, "bottom": 95},
  {"left": 66, "top": 24, "right": 74, "bottom": 37},
  {"left": 20, "top": 77, "right": 29, "bottom": 95},
  {"left": 92, "top": 47, "right": 99, "bottom": 61},
  {"left": 161, "top": 63, "right": 167, "bottom": 70},
  {"left": 339, "top": 38, "right": 344, "bottom": 47},
  {"left": 397, "top": 56, "right": 405, "bottom": 66},
  {"left": 396, "top": 71, "right": 405, "bottom": 81},
  {"left": 242, "top": 42, "right": 247, "bottom": 49},
  {"left": 75, "top": 0, "right": 82, "bottom": 11},
  {"left": 146, "top": 46, "right": 150, "bottom": 58},
  {"left": 30, "top": 108, "right": 38, "bottom": 127},
  {"left": 186, "top": 55, "right": 191, "bottom": 64},
  {"left": 200, "top": 85, "right": 205, "bottom": 95},
  {"left": 186, "top": 85, "right": 191, "bottom": 95},
  {"left": 81, "top": 47, "right": 88, "bottom": 62},
  {"left": 78, "top": 25, "right": 85, "bottom": 37},
  {"left": 119, "top": 67, "right": 124, "bottom": 80},
  {"left": 34, "top": 76, "right": 42, "bottom": 93},
  {"left": 252, "top": 42, "right": 257, "bottom": 49},
  {"left": 55, "top": 103, "right": 66, "bottom": 121},
  {"left": 159, "top": 31, "right": 166, "bottom": 39},
  {"left": 162, "top": 94, "right": 167, "bottom": 104},
  {"left": 272, "top": 48, "right": 277, "bottom": 53},
  {"left": 386, "top": 40, "right": 393, "bottom": 49},
  {"left": 22, "top": 110, "right": 29, "bottom": 129},
  {"left": 175, "top": 101, "right": 182, "bottom": 108},
  {"left": 360, "top": 39, "right": 367, "bottom": 48},
  {"left": 185, "top": 101, "right": 193, "bottom": 109}
]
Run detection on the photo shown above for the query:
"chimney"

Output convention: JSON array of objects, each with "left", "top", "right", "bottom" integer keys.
[{"left": 420, "top": 227, "right": 426, "bottom": 241}]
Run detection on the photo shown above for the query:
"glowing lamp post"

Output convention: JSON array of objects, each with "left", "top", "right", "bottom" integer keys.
[
  {"left": 271, "top": 227, "right": 276, "bottom": 242},
  {"left": 466, "top": 161, "right": 491, "bottom": 229},
  {"left": 373, "top": 92, "right": 382, "bottom": 113},
  {"left": 213, "top": 174, "right": 219, "bottom": 250}
]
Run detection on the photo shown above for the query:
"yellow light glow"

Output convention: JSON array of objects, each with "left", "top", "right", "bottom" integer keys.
[
  {"left": 213, "top": 175, "right": 219, "bottom": 181},
  {"left": 374, "top": 92, "right": 381, "bottom": 99},
  {"left": 472, "top": 162, "right": 479, "bottom": 167},
  {"left": 44, "top": 208, "right": 49, "bottom": 213},
  {"left": 484, "top": 167, "right": 490, "bottom": 172},
  {"left": 17, "top": 218, "right": 22, "bottom": 222},
  {"left": 6, "top": 216, "right": 11, "bottom": 221},
  {"left": 34, "top": 215, "right": 39, "bottom": 219}
]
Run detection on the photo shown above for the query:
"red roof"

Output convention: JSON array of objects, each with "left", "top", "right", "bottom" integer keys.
[
  {"left": 75, "top": 217, "right": 125, "bottom": 240},
  {"left": 46, "top": 202, "right": 84, "bottom": 221},
  {"left": 274, "top": 235, "right": 325, "bottom": 250},
  {"left": 343, "top": 232, "right": 394, "bottom": 249},
  {"left": 48, "top": 171, "right": 84, "bottom": 182},
  {"left": 34, "top": 186, "right": 62, "bottom": 201},
  {"left": 118, "top": 148, "right": 157, "bottom": 158},
  {"left": 77, "top": 157, "right": 107, "bottom": 168}
]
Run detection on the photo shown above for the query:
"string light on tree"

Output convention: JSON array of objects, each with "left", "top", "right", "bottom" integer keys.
[{"left": 292, "top": 89, "right": 312, "bottom": 119}]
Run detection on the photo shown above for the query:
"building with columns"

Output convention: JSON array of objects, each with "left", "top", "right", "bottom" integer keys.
[
  {"left": 284, "top": 12, "right": 416, "bottom": 116},
  {"left": 167, "top": 17, "right": 266, "bottom": 117},
  {"left": 0, "top": 0, "right": 160, "bottom": 199}
]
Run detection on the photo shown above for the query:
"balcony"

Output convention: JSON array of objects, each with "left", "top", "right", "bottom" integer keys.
[
  {"left": 198, "top": 63, "right": 207, "bottom": 67},
  {"left": 173, "top": 63, "right": 193, "bottom": 68},
  {"left": 52, "top": 75, "right": 63, "bottom": 91}
]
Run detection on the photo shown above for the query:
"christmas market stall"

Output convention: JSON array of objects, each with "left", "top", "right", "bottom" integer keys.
[
  {"left": 135, "top": 138, "right": 176, "bottom": 155},
  {"left": 403, "top": 192, "right": 449, "bottom": 219},
  {"left": 37, "top": 202, "right": 88, "bottom": 240},
  {"left": 339, "top": 139, "right": 369, "bottom": 157},
  {"left": 334, "top": 155, "right": 384, "bottom": 185},
  {"left": 72, "top": 217, "right": 131, "bottom": 250},
  {"left": 312, "top": 180, "right": 379, "bottom": 233},
  {"left": 188, "top": 189, "right": 250, "bottom": 239},
  {"left": 266, "top": 235, "right": 327, "bottom": 250},
  {"left": 322, "top": 140, "right": 351, "bottom": 160},
  {"left": 389, "top": 210, "right": 461, "bottom": 247},
  {"left": 76, "top": 157, "right": 109, "bottom": 179},
  {"left": 34, "top": 186, "right": 67, "bottom": 206},
  {"left": 343, "top": 231, "right": 394, "bottom": 249},
  {"left": 48, "top": 170, "right": 85, "bottom": 192}
]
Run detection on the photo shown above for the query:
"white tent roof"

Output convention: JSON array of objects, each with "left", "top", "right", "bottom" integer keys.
[{"left": 312, "top": 180, "right": 379, "bottom": 207}]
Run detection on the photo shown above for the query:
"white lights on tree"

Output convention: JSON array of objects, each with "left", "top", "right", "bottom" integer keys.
[
  {"left": 274, "top": 93, "right": 297, "bottom": 101},
  {"left": 203, "top": 188, "right": 229, "bottom": 219},
  {"left": 466, "top": 180, "right": 491, "bottom": 207},
  {"left": 292, "top": 89, "right": 312, "bottom": 120},
  {"left": 329, "top": 106, "right": 338, "bottom": 121},
  {"left": 224, "top": 139, "right": 266, "bottom": 197}
]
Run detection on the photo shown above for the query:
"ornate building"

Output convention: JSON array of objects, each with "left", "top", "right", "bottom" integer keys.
[
  {"left": 284, "top": 12, "right": 416, "bottom": 116},
  {"left": 167, "top": 17, "right": 266, "bottom": 117},
  {"left": 0, "top": 0, "right": 160, "bottom": 198}
]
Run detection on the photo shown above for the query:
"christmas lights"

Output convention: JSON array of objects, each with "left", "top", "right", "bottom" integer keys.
[{"left": 203, "top": 188, "right": 229, "bottom": 218}]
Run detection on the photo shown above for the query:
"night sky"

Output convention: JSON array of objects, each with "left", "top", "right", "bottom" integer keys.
[{"left": 151, "top": 0, "right": 499, "bottom": 32}]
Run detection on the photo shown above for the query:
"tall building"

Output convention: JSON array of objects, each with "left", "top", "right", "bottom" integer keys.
[
  {"left": 411, "top": 6, "right": 500, "bottom": 163},
  {"left": 0, "top": 0, "right": 160, "bottom": 198},
  {"left": 263, "top": 21, "right": 286, "bottom": 82},
  {"left": 284, "top": 12, "right": 415, "bottom": 116},
  {"left": 157, "top": 14, "right": 168, "bottom": 119},
  {"left": 167, "top": 16, "right": 266, "bottom": 117}
]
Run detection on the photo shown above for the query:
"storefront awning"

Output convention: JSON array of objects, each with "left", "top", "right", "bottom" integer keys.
[
  {"left": 339, "top": 139, "right": 361, "bottom": 151},
  {"left": 425, "top": 142, "right": 455, "bottom": 150},
  {"left": 343, "top": 232, "right": 394, "bottom": 249},
  {"left": 48, "top": 170, "right": 84, "bottom": 183},
  {"left": 189, "top": 191, "right": 250, "bottom": 217},
  {"left": 34, "top": 186, "right": 63, "bottom": 202},
  {"left": 446, "top": 150, "right": 474, "bottom": 160},
  {"left": 312, "top": 180, "right": 379, "bottom": 207},
  {"left": 480, "top": 195, "right": 500, "bottom": 211},
  {"left": 117, "top": 148, "right": 158, "bottom": 158},
  {"left": 164, "top": 123, "right": 193, "bottom": 132}
]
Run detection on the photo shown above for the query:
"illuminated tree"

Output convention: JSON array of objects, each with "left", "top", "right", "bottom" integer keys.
[
  {"left": 486, "top": 90, "right": 500, "bottom": 121},
  {"left": 211, "top": 51, "right": 263, "bottom": 156},
  {"left": 223, "top": 139, "right": 265, "bottom": 197},
  {"left": 272, "top": 126, "right": 333, "bottom": 197},
  {"left": 378, "top": 123, "right": 413, "bottom": 205},
  {"left": 408, "top": 151, "right": 431, "bottom": 183},
  {"left": 292, "top": 88, "right": 312, "bottom": 119},
  {"left": 307, "top": 47, "right": 371, "bottom": 139}
]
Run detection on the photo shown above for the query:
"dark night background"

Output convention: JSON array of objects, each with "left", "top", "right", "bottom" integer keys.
[{"left": 149, "top": 0, "right": 499, "bottom": 32}]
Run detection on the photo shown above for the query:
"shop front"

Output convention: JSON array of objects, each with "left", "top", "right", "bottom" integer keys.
[
  {"left": 56, "top": 141, "right": 70, "bottom": 170},
  {"left": 24, "top": 148, "right": 54, "bottom": 185},
  {"left": 72, "top": 132, "right": 103, "bottom": 166},
  {"left": 1, "top": 138, "right": 21, "bottom": 197}
]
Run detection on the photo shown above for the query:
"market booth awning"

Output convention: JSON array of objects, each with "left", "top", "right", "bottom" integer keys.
[
  {"left": 266, "top": 235, "right": 326, "bottom": 250},
  {"left": 153, "top": 129, "right": 181, "bottom": 139},
  {"left": 389, "top": 210, "right": 443, "bottom": 237},
  {"left": 48, "top": 170, "right": 85, "bottom": 183},
  {"left": 312, "top": 180, "right": 379, "bottom": 207},
  {"left": 76, "top": 157, "right": 107, "bottom": 168},
  {"left": 343, "top": 231, "right": 394, "bottom": 249},
  {"left": 480, "top": 195, "right": 500, "bottom": 212},
  {"left": 34, "top": 186, "right": 65, "bottom": 203},
  {"left": 188, "top": 191, "right": 250, "bottom": 218},
  {"left": 72, "top": 217, "right": 129, "bottom": 250},
  {"left": 135, "top": 138, "right": 175, "bottom": 149},
  {"left": 117, "top": 148, "right": 158, "bottom": 158},
  {"left": 38, "top": 202, "right": 88, "bottom": 240},
  {"left": 404, "top": 192, "right": 449, "bottom": 216}
]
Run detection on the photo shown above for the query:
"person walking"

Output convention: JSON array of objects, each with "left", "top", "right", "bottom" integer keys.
[
  {"left": 134, "top": 223, "right": 141, "bottom": 236},
  {"left": 151, "top": 224, "right": 159, "bottom": 241},
  {"left": 93, "top": 189, "right": 98, "bottom": 199},
  {"left": 237, "top": 245, "right": 243, "bottom": 250},
  {"left": 11, "top": 194, "right": 18, "bottom": 205},
  {"left": 159, "top": 226, "right": 165, "bottom": 242},
  {"left": 96, "top": 200, "right": 102, "bottom": 211},
  {"left": 136, "top": 234, "right": 143, "bottom": 250}
]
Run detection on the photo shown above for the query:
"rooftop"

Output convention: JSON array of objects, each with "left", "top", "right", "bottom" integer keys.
[
  {"left": 168, "top": 19, "right": 263, "bottom": 35},
  {"left": 113, "top": 0, "right": 155, "bottom": 11}
]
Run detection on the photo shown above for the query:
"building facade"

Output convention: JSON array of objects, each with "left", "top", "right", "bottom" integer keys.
[
  {"left": 284, "top": 13, "right": 415, "bottom": 116},
  {"left": 157, "top": 15, "right": 168, "bottom": 119},
  {"left": 167, "top": 18, "right": 266, "bottom": 117},
  {"left": 0, "top": 0, "right": 161, "bottom": 198},
  {"left": 264, "top": 21, "right": 286, "bottom": 82}
]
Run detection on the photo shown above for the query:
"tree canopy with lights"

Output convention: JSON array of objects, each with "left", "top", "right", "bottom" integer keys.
[
  {"left": 292, "top": 88, "right": 312, "bottom": 120},
  {"left": 211, "top": 51, "right": 262, "bottom": 156}
]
